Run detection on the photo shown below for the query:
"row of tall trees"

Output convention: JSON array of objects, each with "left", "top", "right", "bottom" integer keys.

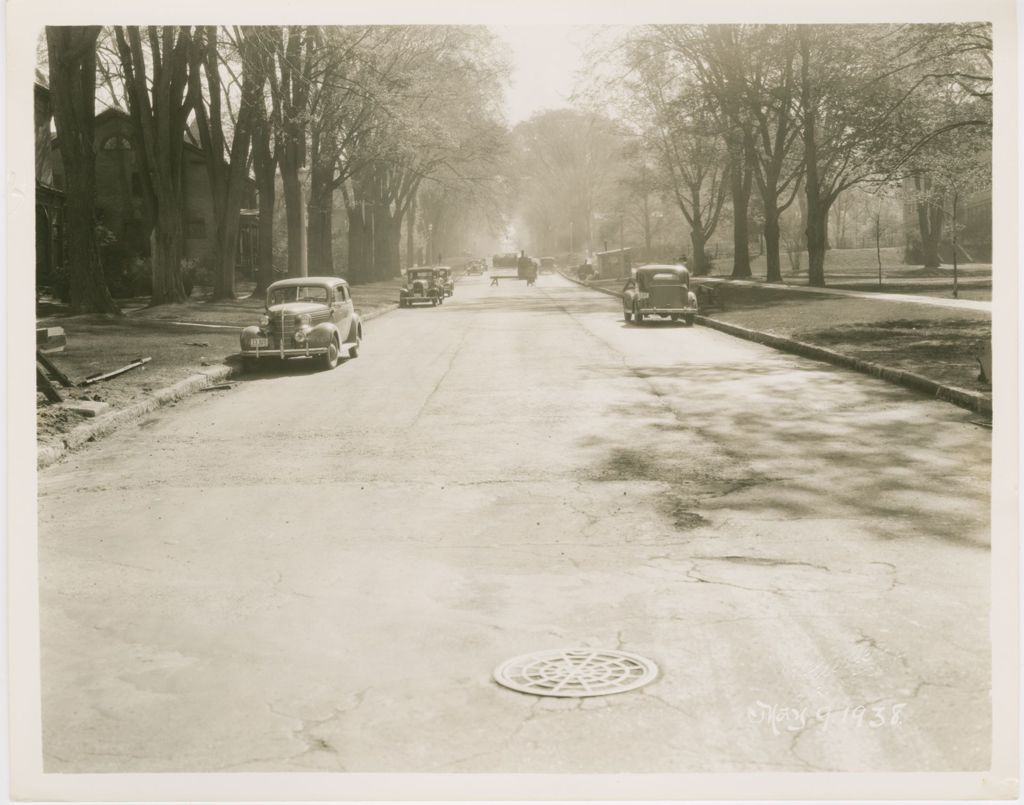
[
  {"left": 601, "top": 23, "right": 991, "bottom": 285},
  {"left": 43, "top": 25, "right": 509, "bottom": 313},
  {"left": 510, "top": 109, "right": 629, "bottom": 257}
]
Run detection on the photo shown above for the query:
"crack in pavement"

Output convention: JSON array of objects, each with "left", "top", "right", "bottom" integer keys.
[
  {"left": 411, "top": 327, "right": 472, "bottom": 425},
  {"left": 263, "top": 688, "right": 372, "bottom": 771},
  {"left": 690, "top": 555, "right": 832, "bottom": 573}
]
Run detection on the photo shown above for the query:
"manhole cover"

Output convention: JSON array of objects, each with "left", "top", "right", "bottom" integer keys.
[{"left": 493, "top": 648, "right": 658, "bottom": 697}]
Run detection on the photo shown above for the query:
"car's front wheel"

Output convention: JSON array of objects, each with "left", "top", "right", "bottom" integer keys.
[
  {"left": 635, "top": 307, "right": 644, "bottom": 325},
  {"left": 320, "top": 339, "right": 340, "bottom": 370},
  {"left": 684, "top": 314, "right": 695, "bottom": 327},
  {"left": 623, "top": 309, "right": 632, "bottom": 323}
]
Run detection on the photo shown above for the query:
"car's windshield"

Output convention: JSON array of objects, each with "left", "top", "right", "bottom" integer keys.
[
  {"left": 409, "top": 271, "right": 432, "bottom": 280},
  {"left": 268, "top": 286, "right": 328, "bottom": 306}
]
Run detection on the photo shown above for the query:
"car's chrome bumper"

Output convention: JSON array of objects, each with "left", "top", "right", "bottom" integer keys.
[
  {"left": 241, "top": 346, "right": 329, "bottom": 358},
  {"left": 635, "top": 307, "right": 698, "bottom": 315},
  {"left": 403, "top": 295, "right": 435, "bottom": 302}
]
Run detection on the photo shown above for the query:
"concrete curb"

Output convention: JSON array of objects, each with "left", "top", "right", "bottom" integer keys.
[
  {"left": 557, "top": 271, "right": 992, "bottom": 416},
  {"left": 695, "top": 316, "right": 991, "bottom": 415},
  {"left": 37, "top": 302, "right": 401, "bottom": 471},
  {"left": 37, "top": 364, "right": 238, "bottom": 470}
]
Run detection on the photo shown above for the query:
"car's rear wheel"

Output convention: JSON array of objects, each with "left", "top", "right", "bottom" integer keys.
[
  {"left": 623, "top": 310, "right": 632, "bottom": 323},
  {"left": 320, "top": 339, "right": 340, "bottom": 370},
  {"left": 635, "top": 307, "right": 645, "bottom": 325},
  {"left": 670, "top": 314, "right": 680, "bottom": 322},
  {"left": 684, "top": 314, "right": 695, "bottom": 327}
]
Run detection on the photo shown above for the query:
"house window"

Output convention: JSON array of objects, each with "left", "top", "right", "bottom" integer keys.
[{"left": 186, "top": 218, "right": 207, "bottom": 239}]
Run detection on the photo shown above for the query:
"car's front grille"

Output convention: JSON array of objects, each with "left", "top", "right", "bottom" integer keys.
[{"left": 268, "top": 310, "right": 329, "bottom": 339}]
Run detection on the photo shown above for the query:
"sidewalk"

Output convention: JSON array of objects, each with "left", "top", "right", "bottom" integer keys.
[{"left": 700, "top": 277, "right": 991, "bottom": 312}]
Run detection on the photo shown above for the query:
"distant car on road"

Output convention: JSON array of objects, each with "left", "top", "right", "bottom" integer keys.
[
  {"left": 437, "top": 266, "right": 455, "bottom": 297},
  {"left": 540, "top": 257, "right": 556, "bottom": 274},
  {"left": 401, "top": 268, "right": 443, "bottom": 307},
  {"left": 240, "top": 276, "right": 362, "bottom": 371},
  {"left": 622, "top": 264, "right": 699, "bottom": 326},
  {"left": 465, "top": 261, "right": 483, "bottom": 275}
]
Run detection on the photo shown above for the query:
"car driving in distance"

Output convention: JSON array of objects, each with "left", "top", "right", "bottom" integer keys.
[
  {"left": 400, "top": 268, "right": 443, "bottom": 307},
  {"left": 622, "top": 264, "right": 699, "bottom": 326},
  {"left": 240, "top": 276, "right": 362, "bottom": 371}
]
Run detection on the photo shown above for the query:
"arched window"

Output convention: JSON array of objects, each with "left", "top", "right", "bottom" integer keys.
[{"left": 100, "top": 135, "right": 132, "bottom": 151}]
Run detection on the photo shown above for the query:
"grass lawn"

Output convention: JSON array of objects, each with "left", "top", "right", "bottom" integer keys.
[
  {"left": 36, "top": 277, "right": 404, "bottom": 445},
  {"left": 707, "top": 284, "right": 991, "bottom": 395}
]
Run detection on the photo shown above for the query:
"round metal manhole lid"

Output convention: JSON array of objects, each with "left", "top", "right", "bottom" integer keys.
[{"left": 493, "top": 648, "right": 658, "bottom": 698}]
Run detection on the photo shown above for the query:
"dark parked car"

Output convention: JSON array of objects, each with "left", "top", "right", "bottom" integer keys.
[
  {"left": 239, "top": 277, "right": 362, "bottom": 371},
  {"left": 400, "top": 268, "right": 443, "bottom": 307},
  {"left": 622, "top": 264, "right": 699, "bottom": 326}
]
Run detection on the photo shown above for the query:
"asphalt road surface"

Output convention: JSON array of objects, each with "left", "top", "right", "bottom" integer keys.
[{"left": 38, "top": 273, "right": 991, "bottom": 773}]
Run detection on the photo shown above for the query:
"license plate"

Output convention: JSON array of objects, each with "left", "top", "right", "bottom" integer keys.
[{"left": 251, "top": 337, "right": 269, "bottom": 348}]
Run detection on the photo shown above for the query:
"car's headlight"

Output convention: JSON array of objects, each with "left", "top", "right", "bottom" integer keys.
[
  {"left": 294, "top": 329, "right": 307, "bottom": 343},
  {"left": 296, "top": 313, "right": 311, "bottom": 326},
  {"left": 259, "top": 314, "right": 269, "bottom": 326}
]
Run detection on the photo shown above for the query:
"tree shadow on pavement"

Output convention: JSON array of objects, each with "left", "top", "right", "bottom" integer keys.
[{"left": 581, "top": 358, "right": 990, "bottom": 550}]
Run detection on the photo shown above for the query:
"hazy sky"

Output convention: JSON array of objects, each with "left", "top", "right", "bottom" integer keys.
[{"left": 490, "top": 25, "right": 602, "bottom": 124}]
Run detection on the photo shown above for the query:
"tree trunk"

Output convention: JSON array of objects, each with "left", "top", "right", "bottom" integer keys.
[
  {"left": 346, "top": 206, "right": 370, "bottom": 284},
  {"left": 152, "top": 208, "right": 187, "bottom": 303},
  {"left": 764, "top": 204, "right": 782, "bottom": 283},
  {"left": 114, "top": 26, "right": 192, "bottom": 306},
  {"left": 46, "top": 27, "right": 120, "bottom": 315},
  {"left": 372, "top": 210, "right": 398, "bottom": 280},
  {"left": 192, "top": 27, "right": 260, "bottom": 302},
  {"left": 281, "top": 153, "right": 306, "bottom": 278},
  {"left": 729, "top": 145, "right": 753, "bottom": 279},
  {"left": 806, "top": 202, "right": 829, "bottom": 287},
  {"left": 387, "top": 218, "right": 403, "bottom": 279},
  {"left": 253, "top": 148, "right": 275, "bottom": 295},
  {"left": 689, "top": 226, "right": 708, "bottom": 276},
  {"left": 307, "top": 163, "right": 334, "bottom": 276},
  {"left": 914, "top": 177, "right": 944, "bottom": 268},
  {"left": 406, "top": 194, "right": 417, "bottom": 269},
  {"left": 800, "top": 29, "right": 827, "bottom": 288}
]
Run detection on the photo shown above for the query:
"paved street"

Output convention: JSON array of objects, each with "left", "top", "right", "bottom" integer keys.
[{"left": 38, "top": 274, "right": 991, "bottom": 773}]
